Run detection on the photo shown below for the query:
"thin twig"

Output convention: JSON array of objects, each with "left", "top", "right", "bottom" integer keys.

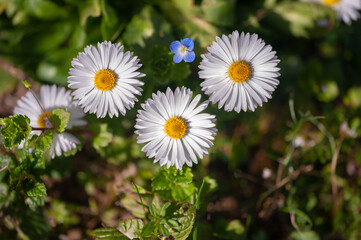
[
  {"left": 264, "top": 165, "right": 313, "bottom": 197},
  {"left": 331, "top": 136, "right": 344, "bottom": 214},
  {"left": 0, "top": 164, "right": 9, "bottom": 172},
  {"left": 290, "top": 209, "right": 302, "bottom": 235}
]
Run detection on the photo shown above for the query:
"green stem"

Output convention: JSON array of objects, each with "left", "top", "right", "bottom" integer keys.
[
  {"left": 193, "top": 179, "right": 206, "bottom": 240},
  {"left": 133, "top": 183, "right": 148, "bottom": 219}
]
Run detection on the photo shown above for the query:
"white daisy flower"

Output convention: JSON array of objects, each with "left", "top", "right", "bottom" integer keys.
[
  {"left": 68, "top": 41, "right": 145, "bottom": 118},
  {"left": 198, "top": 31, "right": 280, "bottom": 113},
  {"left": 303, "top": 0, "right": 361, "bottom": 25},
  {"left": 135, "top": 87, "right": 217, "bottom": 169},
  {"left": 14, "top": 85, "right": 87, "bottom": 158}
]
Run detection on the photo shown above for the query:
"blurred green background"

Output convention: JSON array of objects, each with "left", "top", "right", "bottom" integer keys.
[{"left": 1, "top": 0, "right": 361, "bottom": 239}]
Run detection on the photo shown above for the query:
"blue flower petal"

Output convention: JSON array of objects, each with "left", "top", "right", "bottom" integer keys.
[
  {"left": 170, "top": 41, "right": 181, "bottom": 53},
  {"left": 184, "top": 51, "right": 195, "bottom": 63},
  {"left": 173, "top": 53, "right": 183, "bottom": 63},
  {"left": 181, "top": 38, "right": 194, "bottom": 51}
]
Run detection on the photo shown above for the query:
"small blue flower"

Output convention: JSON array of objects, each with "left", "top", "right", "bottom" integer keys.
[{"left": 169, "top": 38, "right": 195, "bottom": 63}]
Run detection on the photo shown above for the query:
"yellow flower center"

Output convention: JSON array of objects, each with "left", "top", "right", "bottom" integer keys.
[
  {"left": 228, "top": 61, "right": 252, "bottom": 83},
  {"left": 323, "top": 0, "right": 340, "bottom": 5},
  {"left": 180, "top": 45, "right": 188, "bottom": 54},
  {"left": 37, "top": 111, "right": 52, "bottom": 128},
  {"left": 164, "top": 117, "right": 187, "bottom": 139},
  {"left": 94, "top": 69, "right": 116, "bottom": 91}
]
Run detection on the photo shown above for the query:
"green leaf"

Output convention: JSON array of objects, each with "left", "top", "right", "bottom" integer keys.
[
  {"left": 149, "top": 203, "right": 157, "bottom": 217},
  {"left": 202, "top": 0, "right": 236, "bottom": 27},
  {"left": 79, "top": 0, "right": 101, "bottom": 26},
  {"left": 159, "top": 202, "right": 171, "bottom": 217},
  {"left": 120, "top": 194, "right": 146, "bottom": 219},
  {"left": 214, "top": 219, "right": 245, "bottom": 240},
  {"left": 25, "top": 196, "right": 46, "bottom": 211},
  {"left": 170, "top": 61, "right": 191, "bottom": 83},
  {"left": 50, "top": 108, "right": 71, "bottom": 134},
  {"left": 48, "top": 200, "right": 80, "bottom": 226},
  {"left": 142, "top": 221, "right": 156, "bottom": 237},
  {"left": 289, "top": 230, "right": 320, "bottom": 240},
  {"left": 69, "top": 25, "right": 86, "bottom": 50},
  {"left": 23, "top": 0, "right": 67, "bottom": 20},
  {"left": 91, "top": 228, "right": 128, "bottom": 240},
  {"left": 169, "top": 204, "right": 196, "bottom": 240},
  {"left": 25, "top": 181, "right": 47, "bottom": 197},
  {"left": 282, "top": 207, "right": 313, "bottom": 231},
  {"left": 91, "top": 123, "right": 113, "bottom": 152},
  {"left": 272, "top": 2, "right": 335, "bottom": 38},
  {"left": 344, "top": 87, "right": 361, "bottom": 109},
  {"left": 122, "top": 6, "right": 154, "bottom": 47},
  {"left": 152, "top": 166, "right": 195, "bottom": 202},
  {"left": 118, "top": 218, "right": 144, "bottom": 239},
  {"left": 100, "top": 0, "right": 122, "bottom": 40},
  {"left": 20, "top": 208, "right": 51, "bottom": 240},
  {"left": 29, "top": 130, "right": 53, "bottom": 153},
  {"left": 0, "top": 114, "right": 31, "bottom": 149},
  {"left": 160, "top": 224, "right": 170, "bottom": 238}
]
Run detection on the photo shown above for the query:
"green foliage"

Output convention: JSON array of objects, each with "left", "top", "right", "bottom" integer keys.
[
  {"left": 1, "top": 0, "right": 361, "bottom": 239},
  {"left": 214, "top": 219, "right": 245, "bottom": 240},
  {"left": 152, "top": 166, "right": 195, "bottom": 203},
  {"left": 0, "top": 115, "right": 31, "bottom": 149},
  {"left": 24, "top": 180, "right": 47, "bottom": 197},
  {"left": 91, "top": 228, "right": 128, "bottom": 240},
  {"left": 118, "top": 219, "right": 144, "bottom": 239},
  {"left": 202, "top": 0, "right": 236, "bottom": 27},
  {"left": 49, "top": 108, "right": 71, "bottom": 134}
]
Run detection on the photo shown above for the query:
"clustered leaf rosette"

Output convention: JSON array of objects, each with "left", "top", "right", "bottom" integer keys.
[
  {"left": 68, "top": 41, "right": 145, "bottom": 118},
  {"left": 198, "top": 31, "right": 280, "bottom": 113},
  {"left": 13, "top": 85, "right": 87, "bottom": 158},
  {"left": 302, "top": 0, "right": 361, "bottom": 25},
  {"left": 169, "top": 38, "right": 196, "bottom": 63},
  {"left": 135, "top": 87, "right": 217, "bottom": 170}
]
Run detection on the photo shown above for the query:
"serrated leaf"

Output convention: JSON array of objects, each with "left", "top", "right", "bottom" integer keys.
[
  {"left": 29, "top": 130, "right": 53, "bottom": 153},
  {"left": 25, "top": 196, "right": 46, "bottom": 210},
  {"left": 152, "top": 166, "right": 195, "bottom": 202},
  {"left": 0, "top": 114, "right": 31, "bottom": 149},
  {"left": 91, "top": 228, "right": 128, "bottom": 240},
  {"left": 169, "top": 204, "right": 196, "bottom": 240},
  {"left": 50, "top": 108, "right": 71, "bottom": 134},
  {"left": 25, "top": 181, "right": 47, "bottom": 197},
  {"left": 152, "top": 166, "right": 193, "bottom": 190},
  {"left": 118, "top": 219, "right": 144, "bottom": 239}
]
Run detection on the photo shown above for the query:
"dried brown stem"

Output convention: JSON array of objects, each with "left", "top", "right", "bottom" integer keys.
[{"left": 331, "top": 137, "right": 344, "bottom": 214}]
